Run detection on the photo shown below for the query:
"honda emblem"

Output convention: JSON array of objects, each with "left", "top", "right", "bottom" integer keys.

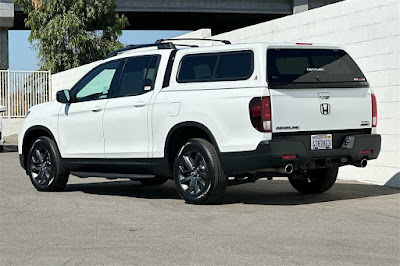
[{"left": 320, "top": 103, "right": 331, "bottom": 115}]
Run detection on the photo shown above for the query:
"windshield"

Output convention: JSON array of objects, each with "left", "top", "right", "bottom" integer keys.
[{"left": 267, "top": 49, "right": 367, "bottom": 87}]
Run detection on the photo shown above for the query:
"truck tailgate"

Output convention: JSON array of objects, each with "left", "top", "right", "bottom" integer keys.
[{"left": 270, "top": 88, "right": 372, "bottom": 133}]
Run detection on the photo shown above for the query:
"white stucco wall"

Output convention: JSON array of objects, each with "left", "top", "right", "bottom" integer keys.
[
  {"left": 172, "top": 28, "right": 211, "bottom": 39},
  {"left": 212, "top": 0, "right": 400, "bottom": 187}
]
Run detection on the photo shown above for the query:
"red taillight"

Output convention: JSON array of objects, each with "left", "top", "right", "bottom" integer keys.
[
  {"left": 296, "top": 43, "right": 313, "bottom": 46},
  {"left": 360, "top": 150, "right": 372, "bottom": 155},
  {"left": 283, "top": 155, "right": 297, "bottom": 160},
  {"left": 371, "top": 94, "right": 377, "bottom": 127},
  {"left": 249, "top": 97, "right": 272, "bottom": 132}
]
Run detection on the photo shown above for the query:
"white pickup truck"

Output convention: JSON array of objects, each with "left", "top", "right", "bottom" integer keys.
[{"left": 18, "top": 40, "right": 381, "bottom": 204}]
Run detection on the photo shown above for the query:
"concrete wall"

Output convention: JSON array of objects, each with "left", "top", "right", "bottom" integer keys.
[
  {"left": 1, "top": 117, "right": 23, "bottom": 137},
  {"left": 115, "top": 0, "right": 293, "bottom": 14},
  {"left": 114, "top": 0, "right": 343, "bottom": 14},
  {"left": 172, "top": 29, "right": 211, "bottom": 39},
  {"left": 0, "top": 1, "right": 14, "bottom": 69},
  {"left": 212, "top": 0, "right": 400, "bottom": 187}
]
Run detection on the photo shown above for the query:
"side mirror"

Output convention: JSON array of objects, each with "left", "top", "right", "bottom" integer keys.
[
  {"left": 0, "top": 106, "right": 6, "bottom": 113},
  {"left": 56, "top": 90, "right": 71, "bottom": 104},
  {"left": 143, "top": 79, "right": 153, "bottom": 91}
]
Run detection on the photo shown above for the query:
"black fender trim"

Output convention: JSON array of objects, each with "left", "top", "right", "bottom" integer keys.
[
  {"left": 164, "top": 121, "right": 220, "bottom": 154},
  {"left": 151, "top": 122, "right": 220, "bottom": 177},
  {"left": 23, "top": 125, "right": 56, "bottom": 141},
  {"left": 20, "top": 125, "right": 57, "bottom": 170}
]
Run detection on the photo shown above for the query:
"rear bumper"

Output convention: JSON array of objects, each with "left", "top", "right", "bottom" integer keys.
[{"left": 220, "top": 134, "right": 381, "bottom": 175}]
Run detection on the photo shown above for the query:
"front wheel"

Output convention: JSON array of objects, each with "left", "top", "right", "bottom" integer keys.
[
  {"left": 27, "top": 137, "right": 69, "bottom": 191},
  {"left": 173, "top": 138, "right": 227, "bottom": 205},
  {"left": 289, "top": 167, "right": 338, "bottom": 194}
]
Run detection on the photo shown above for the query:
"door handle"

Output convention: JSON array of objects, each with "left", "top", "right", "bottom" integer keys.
[
  {"left": 319, "top": 92, "right": 331, "bottom": 100},
  {"left": 134, "top": 101, "right": 147, "bottom": 108},
  {"left": 92, "top": 106, "right": 102, "bottom": 112}
]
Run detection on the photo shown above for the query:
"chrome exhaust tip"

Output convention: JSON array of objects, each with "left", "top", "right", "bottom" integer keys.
[
  {"left": 360, "top": 159, "right": 368, "bottom": 168},
  {"left": 284, "top": 164, "right": 294, "bottom": 174},
  {"left": 256, "top": 164, "right": 295, "bottom": 175},
  {"left": 354, "top": 159, "right": 368, "bottom": 168}
]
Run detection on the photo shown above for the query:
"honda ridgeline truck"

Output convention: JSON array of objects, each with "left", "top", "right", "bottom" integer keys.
[{"left": 18, "top": 40, "right": 381, "bottom": 204}]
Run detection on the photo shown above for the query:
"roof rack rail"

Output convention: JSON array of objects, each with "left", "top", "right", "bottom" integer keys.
[
  {"left": 156, "top": 38, "right": 231, "bottom": 45},
  {"left": 172, "top": 44, "right": 199, "bottom": 48},
  {"left": 106, "top": 42, "right": 176, "bottom": 58}
]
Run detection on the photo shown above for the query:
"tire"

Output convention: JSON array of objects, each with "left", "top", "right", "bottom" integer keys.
[
  {"left": 289, "top": 167, "right": 338, "bottom": 194},
  {"left": 27, "top": 136, "right": 69, "bottom": 192},
  {"left": 173, "top": 138, "right": 227, "bottom": 205},
  {"left": 0, "top": 145, "right": 3, "bottom": 152},
  {"left": 139, "top": 176, "right": 169, "bottom": 186}
]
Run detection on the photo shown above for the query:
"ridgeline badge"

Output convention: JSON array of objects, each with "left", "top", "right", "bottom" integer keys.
[{"left": 307, "top": 68, "right": 325, "bottom": 72}]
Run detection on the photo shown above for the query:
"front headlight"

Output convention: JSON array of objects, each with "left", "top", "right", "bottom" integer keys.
[{"left": 25, "top": 110, "right": 31, "bottom": 118}]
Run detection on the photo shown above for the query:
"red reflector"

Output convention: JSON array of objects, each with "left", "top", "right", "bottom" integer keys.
[
  {"left": 296, "top": 43, "right": 313, "bottom": 45},
  {"left": 283, "top": 155, "right": 297, "bottom": 160},
  {"left": 360, "top": 150, "right": 372, "bottom": 155}
]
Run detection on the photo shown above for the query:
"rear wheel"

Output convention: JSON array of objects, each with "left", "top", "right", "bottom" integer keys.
[
  {"left": 289, "top": 167, "right": 338, "bottom": 194},
  {"left": 0, "top": 145, "right": 3, "bottom": 152},
  {"left": 173, "top": 138, "right": 227, "bottom": 205},
  {"left": 27, "top": 137, "right": 69, "bottom": 191},
  {"left": 139, "top": 176, "right": 168, "bottom": 186}
]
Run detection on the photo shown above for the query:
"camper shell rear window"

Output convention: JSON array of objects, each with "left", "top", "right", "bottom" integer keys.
[{"left": 267, "top": 49, "right": 368, "bottom": 88}]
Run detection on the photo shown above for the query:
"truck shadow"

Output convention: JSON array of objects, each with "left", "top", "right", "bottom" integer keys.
[
  {"left": 385, "top": 172, "right": 400, "bottom": 188},
  {"left": 64, "top": 179, "right": 400, "bottom": 206}
]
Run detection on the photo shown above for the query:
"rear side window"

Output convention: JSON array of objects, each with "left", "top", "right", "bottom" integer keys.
[
  {"left": 215, "top": 53, "right": 253, "bottom": 79},
  {"left": 177, "top": 51, "right": 253, "bottom": 83},
  {"left": 267, "top": 49, "right": 367, "bottom": 88},
  {"left": 178, "top": 55, "right": 217, "bottom": 82}
]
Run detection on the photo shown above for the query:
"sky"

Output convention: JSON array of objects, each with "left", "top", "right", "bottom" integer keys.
[{"left": 9, "top": 30, "right": 191, "bottom": 71}]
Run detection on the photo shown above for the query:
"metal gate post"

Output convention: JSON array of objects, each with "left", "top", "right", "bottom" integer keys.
[
  {"left": 7, "top": 69, "right": 11, "bottom": 118},
  {"left": 48, "top": 70, "right": 52, "bottom": 101}
]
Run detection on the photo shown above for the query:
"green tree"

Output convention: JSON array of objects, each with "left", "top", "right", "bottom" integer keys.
[{"left": 13, "top": 0, "right": 128, "bottom": 73}]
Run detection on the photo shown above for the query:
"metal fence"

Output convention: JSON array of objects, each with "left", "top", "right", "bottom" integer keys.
[{"left": 0, "top": 70, "right": 52, "bottom": 118}]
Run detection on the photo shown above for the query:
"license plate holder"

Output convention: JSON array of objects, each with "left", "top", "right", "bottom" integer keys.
[{"left": 311, "top": 134, "right": 333, "bottom": 150}]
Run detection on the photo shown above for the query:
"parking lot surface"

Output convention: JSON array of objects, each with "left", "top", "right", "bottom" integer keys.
[{"left": 1, "top": 137, "right": 399, "bottom": 265}]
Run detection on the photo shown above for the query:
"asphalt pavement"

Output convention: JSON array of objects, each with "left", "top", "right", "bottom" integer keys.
[{"left": 1, "top": 136, "right": 399, "bottom": 265}]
